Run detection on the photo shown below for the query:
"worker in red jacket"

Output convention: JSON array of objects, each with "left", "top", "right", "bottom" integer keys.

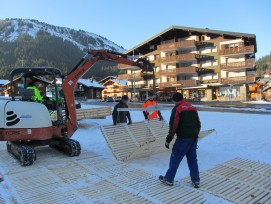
[{"left": 142, "top": 92, "right": 163, "bottom": 120}]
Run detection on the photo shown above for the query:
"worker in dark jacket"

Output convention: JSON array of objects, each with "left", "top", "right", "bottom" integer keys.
[
  {"left": 112, "top": 95, "right": 132, "bottom": 125},
  {"left": 159, "top": 92, "right": 201, "bottom": 188},
  {"left": 142, "top": 92, "right": 163, "bottom": 120}
]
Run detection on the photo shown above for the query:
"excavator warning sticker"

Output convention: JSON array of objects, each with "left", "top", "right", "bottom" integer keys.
[{"left": 68, "top": 80, "right": 73, "bottom": 85}]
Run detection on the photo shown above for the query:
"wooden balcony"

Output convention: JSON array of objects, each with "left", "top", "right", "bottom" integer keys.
[
  {"left": 219, "top": 45, "right": 254, "bottom": 56},
  {"left": 157, "top": 40, "right": 196, "bottom": 51},
  {"left": 176, "top": 80, "right": 200, "bottom": 87},
  {"left": 156, "top": 67, "right": 197, "bottom": 76},
  {"left": 154, "top": 53, "right": 197, "bottom": 65},
  {"left": 158, "top": 82, "right": 174, "bottom": 88},
  {"left": 220, "top": 60, "right": 255, "bottom": 70},
  {"left": 220, "top": 76, "right": 255, "bottom": 84},
  {"left": 176, "top": 67, "right": 197, "bottom": 74}
]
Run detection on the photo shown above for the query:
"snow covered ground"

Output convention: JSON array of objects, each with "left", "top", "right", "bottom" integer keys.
[
  {"left": 73, "top": 109, "right": 271, "bottom": 182},
  {"left": 1, "top": 104, "right": 270, "bottom": 203}
]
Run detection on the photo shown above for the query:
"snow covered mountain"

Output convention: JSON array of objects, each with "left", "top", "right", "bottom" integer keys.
[{"left": 0, "top": 18, "right": 124, "bottom": 52}]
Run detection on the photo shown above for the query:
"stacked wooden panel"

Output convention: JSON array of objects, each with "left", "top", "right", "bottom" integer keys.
[{"left": 51, "top": 106, "right": 112, "bottom": 121}]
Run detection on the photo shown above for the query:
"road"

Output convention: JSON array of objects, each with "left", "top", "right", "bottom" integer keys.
[{"left": 82, "top": 100, "right": 271, "bottom": 115}]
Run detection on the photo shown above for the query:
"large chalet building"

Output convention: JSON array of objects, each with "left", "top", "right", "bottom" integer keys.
[{"left": 118, "top": 26, "right": 257, "bottom": 101}]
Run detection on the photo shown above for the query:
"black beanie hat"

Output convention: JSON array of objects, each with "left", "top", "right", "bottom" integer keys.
[
  {"left": 122, "top": 95, "right": 129, "bottom": 100},
  {"left": 172, "top": 92, "right": 183, "bottom": 102},
  {"left": 148, "top": 92, "right": 154, "bottom": 97}
]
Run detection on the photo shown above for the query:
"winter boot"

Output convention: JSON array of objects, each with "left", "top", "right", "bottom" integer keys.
[
  {"left": 159, "top": 175, "right": 173, "bottom": 186},
  {"left": 192, "top": 181, "right": 200, "bottom": 188}
]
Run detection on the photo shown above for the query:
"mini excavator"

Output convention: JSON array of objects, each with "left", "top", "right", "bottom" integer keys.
[{"left": 0, "top": 50, "right": 153, "bottom": 166}]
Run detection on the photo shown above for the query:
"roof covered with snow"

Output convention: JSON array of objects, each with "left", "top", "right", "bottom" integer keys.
[{"left": 78, "top": 79, "right": 105, "bottom": 88}]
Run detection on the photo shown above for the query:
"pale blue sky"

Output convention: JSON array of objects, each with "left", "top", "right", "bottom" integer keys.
[{"left": 1, "top": 0, "right": 270, "bottom": 58}]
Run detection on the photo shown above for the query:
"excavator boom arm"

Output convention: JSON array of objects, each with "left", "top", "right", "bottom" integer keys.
[{"left": 62, "top": 50, "right": 137, "bottom": 137}]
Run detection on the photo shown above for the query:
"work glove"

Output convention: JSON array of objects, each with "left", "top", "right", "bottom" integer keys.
[
  {"left": 165, "top": 142, "right": 170, "bottom": 149},
  {"left": 159, "top": 116, "right": 163, "bottom": 121},
  {"left": 128, "top": 121, "right": 132, "bottom": 125}
]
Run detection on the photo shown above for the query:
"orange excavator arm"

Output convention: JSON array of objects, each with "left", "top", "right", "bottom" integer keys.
[{"left": 62, "top": 50, "right": 138, "bottom": 137}]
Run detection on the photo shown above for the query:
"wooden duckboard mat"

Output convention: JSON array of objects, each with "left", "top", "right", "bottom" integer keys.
[
  {"left": 181, "top": 157, "right": 271, "bottom": 204},
  {"left": 51, "top": 106, "right": 112, "bottom": 121},
  {"left": 100, "top": 119, "right": 215, "bottom": 161},
  {"left": 0, "top": 142, "right": 205, "bottom": 204}
]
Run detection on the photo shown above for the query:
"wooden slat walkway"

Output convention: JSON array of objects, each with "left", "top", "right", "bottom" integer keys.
[
  {"left": 181, "top": 157, "right": 271, "bottom": 204},
  {"left": 0, "top": 142, "right": 205, "bottom": 204},
  {"left": 101, "top": 119, "right": 215, "bottom": 161}
]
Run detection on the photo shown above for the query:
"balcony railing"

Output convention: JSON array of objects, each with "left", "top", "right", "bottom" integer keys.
[
  {"left": 220, "top": 76, "right": 255, "bottom": 84},
  {"left": 154, "top": 53, "right": 197, "bottom": 65},
  {"left": 176, "top": 80, "right": 200, "bottom": 87},
  {"left": 176, "top": 67, "right": 197, "bottom": 74},
  {"left": 158, "top": 82, "right": 175, "bottom": 88},
  {"left": 157, "top": 40, "right": 196, "bottom": 50},
  {"left": 156, "top": 67, "right": 197, "bottom": 76},
  {"left": 219, "top": 45, "right": 254, "bottom": 55},
  {"left": 220, "top": 60, "right": 255, "bottom": 70}
]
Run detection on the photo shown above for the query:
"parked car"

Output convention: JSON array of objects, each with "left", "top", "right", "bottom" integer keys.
[
  {"left": 105, "top": 97, "right": 114, "bottom": 102},
  {"left": 114, "top": 97, "right": 122, "bottom": 102}
]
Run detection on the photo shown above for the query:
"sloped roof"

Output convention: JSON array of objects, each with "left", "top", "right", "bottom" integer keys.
[
  {"left": 78, "top": 79, "right": 105, "bottom": 88},
  {"left": 125, "top": 25, "right": 257, "bottom": 55},
  {"left": 98, "top": 76, "right": 117, "bottom": 84}
]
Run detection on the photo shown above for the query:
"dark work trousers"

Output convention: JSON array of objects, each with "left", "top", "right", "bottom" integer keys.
[{"left": 165, "top": 138, "right": 200, "bottom": 183}]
